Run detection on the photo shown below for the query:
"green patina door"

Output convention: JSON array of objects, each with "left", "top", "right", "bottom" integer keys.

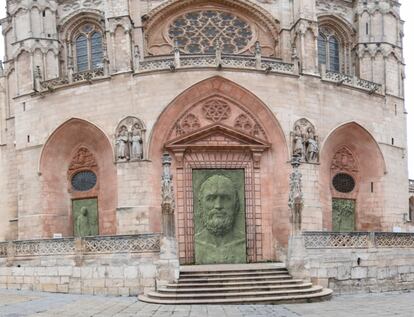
[
  {"left": 193, "top": 169, "right": 246, "bottom": 264},
  {"left": 332, "top": 198, "right": 356, "bottom": 232},
  {"left": 72, "top": 198, "right": 99, "bottom": 237}
]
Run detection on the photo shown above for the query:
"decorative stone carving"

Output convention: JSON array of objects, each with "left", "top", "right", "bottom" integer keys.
[
  {"left": 234, "top": 114, "right": 259, "bottom": 137},
  {"left": 68, "top": 147, "right": 98, "bottom": 177},
  {"left": 176, "top": 113, "right": 201, "bottom": 136},
  {"left": 331, "top": 146, "right": 358, "bottom": 174},
  {"left": 202, "top": 99, "right": 231, "bottom": 122},
  {"left": 115, "top": 117, "right": 146, "bottom": 162},
  {"left": 193, "top": 170, "right": 246, "bottom": 264},
  {"left": 288, "top": 155, "right": 303, "bottom": 234},
  {"left": 291, "top": 119, "right": 319, "bottom": 163},
  {"left": 161, "top": 153, "right": 175, "bottom": 215}
]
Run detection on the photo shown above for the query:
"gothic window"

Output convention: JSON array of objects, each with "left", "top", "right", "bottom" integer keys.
[
  {"left": 74, "top": 24, "right": 103, "bottom": 72},
  {"left": 318, "top": 29, "right": 340, "bottom": 72},
  {"left": 168, "top": 10, "right": 253, "bottom": 54}
]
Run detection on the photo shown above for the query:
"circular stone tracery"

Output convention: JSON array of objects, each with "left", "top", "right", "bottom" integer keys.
[
  {"left": 168, "top": 10, "right": 253, "bottom": 54},
  {"left": 71, "top": 170, "right": 97, "bottom": 192},
  {"left": 332, "top": 173, "right": 355, "bottom": 193}
]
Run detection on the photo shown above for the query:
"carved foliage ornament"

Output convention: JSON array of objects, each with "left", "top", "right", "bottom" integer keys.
[{"left": 234, "top": 114, "right": 260, "bottom": 137}]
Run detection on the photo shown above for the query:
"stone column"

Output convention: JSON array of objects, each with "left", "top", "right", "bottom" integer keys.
[
  {"left": 287, "top": 155, "right": 309, "bottom": 280},
  {"left": 157, "top": 153, "right": 179, "bottom": 285}
]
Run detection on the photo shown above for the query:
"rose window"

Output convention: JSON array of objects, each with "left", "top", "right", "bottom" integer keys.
[{"left": 168, "top": 10, "right": 253, "bottom": 54}]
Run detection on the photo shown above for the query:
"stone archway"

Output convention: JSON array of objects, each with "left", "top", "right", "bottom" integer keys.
[
  {"left": 320, "top": 122, "right": 386, "bottom": 231},
  {"left": 39, "top": 118, "right": 117, "bottom": 238},
  {"left": 149, "top": 76, "right": 289, "bottom": 264}
]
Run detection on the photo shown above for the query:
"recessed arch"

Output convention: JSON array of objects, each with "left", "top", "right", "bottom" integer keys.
[
  {"left": 38, "top": 118, "right": 117, "bottom": 238},
  {"left": 320, "top": 121, "right": 386, "bottom": 232},
  {"left": 150, "top": 76, "right": 290, "bottom": 262}
]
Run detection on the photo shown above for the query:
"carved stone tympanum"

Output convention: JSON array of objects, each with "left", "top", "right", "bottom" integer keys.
[{"left": 115, "top": 117, "right": 146, "bottom": 162}]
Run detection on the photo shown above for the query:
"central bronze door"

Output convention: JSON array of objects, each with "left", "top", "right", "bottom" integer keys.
[{"left": 193, "top": 169, "right": 246, "bottom": 264}]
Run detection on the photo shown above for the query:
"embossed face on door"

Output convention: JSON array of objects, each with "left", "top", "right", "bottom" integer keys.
[{"left": 193, "top": 170, "right": 246, "bottom": 264}]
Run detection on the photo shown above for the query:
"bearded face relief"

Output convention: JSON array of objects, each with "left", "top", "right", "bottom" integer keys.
[
  {"left": 193, "top": 170, "right": 247, "bottom": 264},
  {"left": 199, "top": 175, "right": 239, "bottom": 236}
]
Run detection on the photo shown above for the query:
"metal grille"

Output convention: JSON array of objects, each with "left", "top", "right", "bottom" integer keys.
[
  {"left": 332, "top": 173, "right": 355, "bottom": 193},
  {"left": 71, "top": 170, "right": 97, "bottom": 192}
]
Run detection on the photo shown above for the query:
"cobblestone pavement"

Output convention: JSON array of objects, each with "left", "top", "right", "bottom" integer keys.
[{"left": 0, "top": 289, "right": 414, "bottom": 317}]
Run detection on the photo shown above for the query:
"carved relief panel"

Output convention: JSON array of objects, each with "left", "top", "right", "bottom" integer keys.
[
  {"left": 291, "top": 118, "right": 319, "bottom": 163},
  {"left": 115, "top": 117, "right": 146, "bottom": 162}
]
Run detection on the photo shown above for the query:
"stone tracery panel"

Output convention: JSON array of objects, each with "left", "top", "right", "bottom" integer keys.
[{"left": 169, "top": 96, "right": 267, "bottom": 141}]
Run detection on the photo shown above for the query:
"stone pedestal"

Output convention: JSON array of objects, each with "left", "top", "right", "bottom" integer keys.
[
  {"left": 286, "top": 234, "right": 310, "bottom": 281},
  {"left": 156, "top": 236, "right": 179, "bottom": 287}
]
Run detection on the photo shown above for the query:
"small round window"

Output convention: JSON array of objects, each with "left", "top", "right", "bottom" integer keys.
[
  {"left": 332, "top": 173, "right": 355, "bottom": 193},
  {"left": 71, "top": 171, "right": 97, "bottom": 192}
]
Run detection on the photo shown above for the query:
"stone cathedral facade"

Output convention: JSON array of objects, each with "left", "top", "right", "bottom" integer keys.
[{"left": 0, "top": 0, "right": 411, "bottom": 296}]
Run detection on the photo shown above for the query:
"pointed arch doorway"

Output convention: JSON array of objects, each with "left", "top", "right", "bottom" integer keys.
[{"left": 150, "top": 76, "right": 289, "bottom": 265}]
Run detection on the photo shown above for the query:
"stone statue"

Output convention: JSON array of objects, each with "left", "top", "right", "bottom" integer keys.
[
  {"left": 293, "top": 125, "right": 304, "bottom": 159},
  {"left": 161, "top": 153, "right": 175, "bottom": 214},
  {"left": 131, "top": 123, "right": 143, "bottom": 160},
  {"left": 195, "top": 174, "right": 246, "bottom": 264},
  {"left": 75, "top": 207, "right": 92, "bottom": 237},
  {"left": 288, "top": 155, "right": 303, "bottom": 234},
  {"left": 305, "top": 127, "right": 319, "bottom": 163},
  {"left": 116, "top": 125, "right": 130, "bottom": 160}
]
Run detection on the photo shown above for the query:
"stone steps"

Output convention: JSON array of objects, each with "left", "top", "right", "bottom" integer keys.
[{"left": 138, "top": 263, "right": 333, "bottom": 305}]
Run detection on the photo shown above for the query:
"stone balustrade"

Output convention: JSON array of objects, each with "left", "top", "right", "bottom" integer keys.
[
  {"left": 321, "top": 69, "right": 382, "bottom": 94},
  {"left": 303, "top": 231, "right": 414, "bottom": 249},
  {"left": 0, "top": 234, "right": 160, "bottom": 258}
]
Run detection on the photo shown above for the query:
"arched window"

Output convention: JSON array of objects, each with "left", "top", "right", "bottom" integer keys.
[
  {"left": 73, "top": 24, "right": 103, "bottom": 72},
  {"left": 318, "top": 30, "right": 340, "bottom": 73}
]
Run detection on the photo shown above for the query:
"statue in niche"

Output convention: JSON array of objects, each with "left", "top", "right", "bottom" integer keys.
[
  {"left": 292, "top": 119, "right": 319, "bottom": 163},
  {"left": 292, "top": 124, "right": 304, "bottom": 159},
  {"left": 75, "top": 207, "right": 92, "bottom": 237},
  {"left": 115, "top": 117, "right": 146, "bottom": 162},
  {"left": 194, "top": 173, "right": 246, "bottom": 264},
  {"left": 116, "top": 125, "right": 130, "bottom": 160},
  {"left": 131, "top": 123, "right": 143, "bottom": 160},
  {"left": 305, "top": 127, "right": 319, "bottom": 163}
]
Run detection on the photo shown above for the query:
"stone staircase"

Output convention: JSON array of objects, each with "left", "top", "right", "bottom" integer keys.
[{"left": 138, "top": 263, "right": 332, "bottom": 304}]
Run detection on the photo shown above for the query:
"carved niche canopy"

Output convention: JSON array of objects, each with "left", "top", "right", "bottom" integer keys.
[
  {"left": 115, "top": 117, "right": 146, "bottom": 162},
  {"left": 165, "top": 96, "right": 270, "bottom": 168}
]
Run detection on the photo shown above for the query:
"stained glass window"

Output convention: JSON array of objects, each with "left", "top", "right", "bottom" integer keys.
[
  {"left": 168, "top": 10, "right": 253, "bottom": 54},
  {"left": 329, "top": 36, "right": 340, "bottom": 72},
  {"left": 91, "top": 32, "right": 103, "bottom": 68},
  {"left": 318, "top": 30, "right": 340, "bottom": 73},
  {"left": 74, "top": 24, "right": 103, "bottom": 72},
  {"left": 76, "top": 35, "right": 88, "bottom": 72}
]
